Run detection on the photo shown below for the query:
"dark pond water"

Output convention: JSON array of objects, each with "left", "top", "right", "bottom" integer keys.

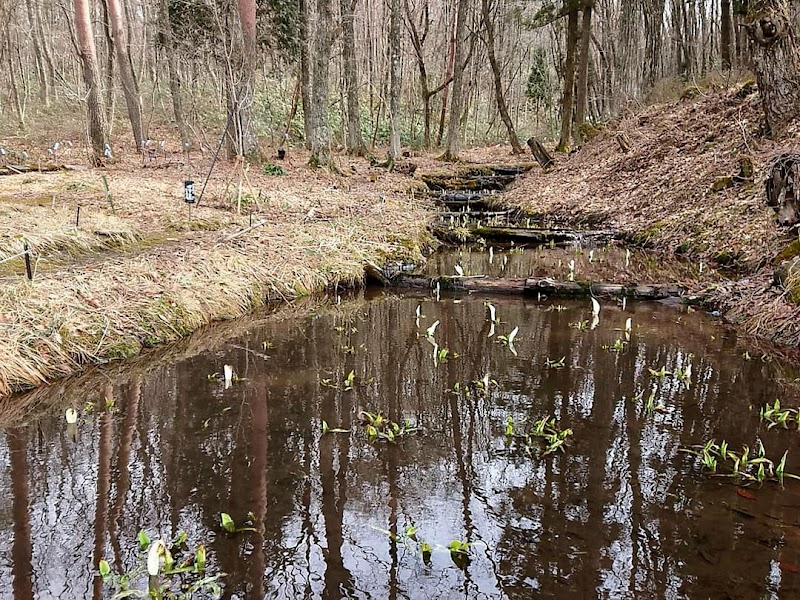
[
  {"left": 2, "top": 288, "right": 800, "bottom": 599},
  {"left": 419, "top": 244, "right": 720, "bottom": 285}
]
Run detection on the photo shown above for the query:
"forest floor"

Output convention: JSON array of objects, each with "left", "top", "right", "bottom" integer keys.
[
  {"left": 504, "top": 82, "right": 800, "bottom": 350},
  {"left": 1, "top": 81, "right": 799, "bottom": 396}
]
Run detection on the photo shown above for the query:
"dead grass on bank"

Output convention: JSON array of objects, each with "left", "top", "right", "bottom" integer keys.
[
  {"left": 0, "top": 292, "right": 367, "bottom": 427},
  {"left": 0, "top": 145, "right": 440, "bottom": 396},
  {"left": 501, "top": 83, "right": 800, "bottom": 349}
]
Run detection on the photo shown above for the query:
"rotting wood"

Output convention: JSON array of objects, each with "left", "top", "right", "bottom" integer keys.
[
  {"left": 386, "top": 274, "right": 687, "bottom": 299},
  {"left": 421, "top": 174, "right": 515, "bottom": 191},
  {"left": 0, "top": 163, "right": 72, "bottom": 176},
  {"left": 527, "top": 137, "right": 555, "bottom": 169}
]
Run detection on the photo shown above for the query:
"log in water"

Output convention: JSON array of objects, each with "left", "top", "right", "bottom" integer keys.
[{"left": 389, "top": 274, "right": 687, "bottom": 299}]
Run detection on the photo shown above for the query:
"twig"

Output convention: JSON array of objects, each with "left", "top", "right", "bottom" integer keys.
[{"left": 226, "top": 220, "right": 267, "bottom": 240}]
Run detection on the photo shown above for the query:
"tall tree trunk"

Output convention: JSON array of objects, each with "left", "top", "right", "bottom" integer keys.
[
  {"left": 309, "top": 0, "right": 335, "bottom": 166},
  {"left": 226, "top": 0, "right": 259, "bottom": 158},
  {"left": 481, "top": 0, "right": 523, "bottom": 153},
  {"left": 441, "top": 0, "right": 469, "bottom": 161},
  {"left": 74, "top": 0, "right": 109, "bottom": 165},
  {"left": 25, "top": 0, "right": 50, "bottom": 107},
  {"left": 300, "top": 0, "right": 313, "bottom": 150},
  {"left": 100, "top": 0, "right": 116, "bottom": 130},
  {"left": 643, "top": 0, "right": 665, "bottom": 87},
  {"left": 33, "top": 0, "right": 57, "bottom": 100},
  {"left": 406, "top": 0, "right": 433, "bottom": 148},
  {"left": 573, "top": 0, "right": 593, "bottom": 143},
  {"left": 158, "top": 0, "right": 190, "bottom": 151},
  {"left": 745, "top": 0, "right": 800, "bottom": 136},
  {"left": 437, "top": 12, "right": 457, "bottom": 146},
  {"left": 721, "top": 0, "right": 733, "bottom": 68},
  {"left": 388, "top": 0, "right": 402, "bottom": 161},
  {"left": 341, "top": 0, "right": 366, "bottom": 155},
  {"left": 106, "top": 0, "right": 145, "bottom": 149},
  {"left": 557, "top": 5, "right": 579, "bottom": 152}
]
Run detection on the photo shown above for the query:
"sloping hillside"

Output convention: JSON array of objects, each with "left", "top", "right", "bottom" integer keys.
[{"left": 504, "top": 83, "right": 800, "bottom": 347}]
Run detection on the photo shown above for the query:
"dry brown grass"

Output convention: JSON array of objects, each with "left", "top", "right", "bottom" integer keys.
[{"left": 0, "top": 146, "right": 440, "bottom": 396}]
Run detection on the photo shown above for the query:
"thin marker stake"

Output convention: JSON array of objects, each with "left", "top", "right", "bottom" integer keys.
[
  {"left": 75, "top": 206, "right": 81, "bottom": 228},
  {"left": 23, "top": 243, "right": 32, "bottom": 280}
]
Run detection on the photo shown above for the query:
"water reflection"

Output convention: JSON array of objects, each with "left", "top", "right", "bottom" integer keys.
[{"left": 2, "top": 292, "right": 800, "bottom": 598}]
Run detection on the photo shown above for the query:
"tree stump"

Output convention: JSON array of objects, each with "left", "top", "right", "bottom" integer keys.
[
  {"left": 766, "top": 153, "right": 800, "bottom": 226},
  {"left": 526, "top": 137, "right": 555, "bottom": 169}
]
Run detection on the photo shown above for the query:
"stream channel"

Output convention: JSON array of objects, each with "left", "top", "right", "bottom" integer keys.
[{"left": 3, "top": 173, "right": 800, "bottom": 598}]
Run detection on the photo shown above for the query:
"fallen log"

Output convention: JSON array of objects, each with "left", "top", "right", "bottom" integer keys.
[
  {"left": 470, "top": 226, "right": 617, "bottom": 244},
  {"left": 387, "top": 274, "right": 687, "bottom": 300},
  {"left": 0, "top": 163, "right": 70, "bottom": 176}
]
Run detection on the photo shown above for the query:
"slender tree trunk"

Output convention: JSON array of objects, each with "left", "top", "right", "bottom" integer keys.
[
  {"left": 25, "top": 0, "right": 50, "bottom": 107},
  {"left": 73, "top": 0, "right": 109, "bottom": 165},
  {"left": 158, "top": 0, "right": 190, "bottom": 151},
  {"left": 745, "top": 0, "right": 800, "bottom": 136},
  {"left": 300, "top": 0, "right": 313, "bottom": 150},
  {"left": 406, "top": 0, "right": 433, "bottom": 148},
  {"left": 481, "top": 0, "right": 523, "bottom": 153},
  {"left": 226, "top": 0, "right": 259, "bottom": 158},
  {"left": 437, "top": 12, "right": 456, "bottom": 146},
  {"left": 309, "top": 0, "right": 335, "bottom": 166},
  {"left": 557, "top": 5, "right": 579, "bottom": 152},
  {"left": 721, "top": 0, "right": 733, "bottom": 68},
  {"left": 100, "top": 0, "right": 116, "bottom": 130},
  {"left": 342, "top": 0, "right": 366, "bottom": 155},
  {"left": 574, "top": 0, "right": 593, "bottom": 143},
  {"left": 106, "top": 0, "right": 145, "bottom": 149},
  {"left": 441, "top": 0, "right": 469, "bottom": 160},
  {"left": 389, "top": 0, "right": 402, "bottom": 161},
  {"left": 34, "top": 0, "right": 57, "bottom": 99}
]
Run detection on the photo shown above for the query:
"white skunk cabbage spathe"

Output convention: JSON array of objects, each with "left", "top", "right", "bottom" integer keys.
[
  {"left": 489, "top": 247, "right": 494, "bottom": 264},
  {"left": 454, "top": 264, "right": 464, "bottom": 277},
  {"left": 65, "top": 408, "right": 78, "bottom": 424},
  {"left": 625, "top": 317, "right": 632, "bottom": 333},
  {"left": 591, "top": 297, "right": 601, "bottom": 317},
  {"left": 147, "top": 540, "right": 167, "bottom": 576},
  {"left": 223, "top": 364, "right": 234, "bottom": 389}
]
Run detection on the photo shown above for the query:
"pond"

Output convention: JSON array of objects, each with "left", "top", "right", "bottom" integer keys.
[{"left": 2, "top": 277, "right": 800, "bottom": 598}]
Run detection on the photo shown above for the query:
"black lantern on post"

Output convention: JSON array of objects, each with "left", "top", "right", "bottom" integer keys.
[
  {"left": 184, "top": 179, "right": 195, "bottom": 221},
  {"left": 184, "top": 179, "right": 195, "bottom": 204}
]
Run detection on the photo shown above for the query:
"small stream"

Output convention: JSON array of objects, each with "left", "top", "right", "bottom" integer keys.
[{"left": 2, "top": 249, "right": 800, "bottom": 597}]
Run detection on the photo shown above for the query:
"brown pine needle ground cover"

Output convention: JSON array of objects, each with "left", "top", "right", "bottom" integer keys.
[
  {"left": 0, "top": 149, "right": 437, "bottom": 396},
  {"left": 502, "top": 83, "right": 800, "bottom": 347}
]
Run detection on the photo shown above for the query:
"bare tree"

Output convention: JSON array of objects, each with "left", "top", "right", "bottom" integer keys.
[
  {"left": 441, "top": 0, "right": 469, "bottom": 160},
  {"left": 226, "top": 0, "right": 259, "bottom": 158},
  {"left": 106, "top": 0, "right": 145, "bottom": 149},
  {"left": 158, "top": 0, "right": 190, "bottom": 151},
  {"left": 481, "top": 0, "right": 523, "bottom": 153},
  {"left": 389, "top": 0, "right": 402, "bottom": 161},
  {"left": 573, "top": 0, "right": 593, "bottom": 143},
  {"left": 557, "top": 3, "right": 579, "bottom": 152},
  {"left": 342, "top": 0, "right": 366, "bottom": 155},
  {"left": 73, "top": 0, "right": 110, "bottom": 165},
  {"left": 309, "top": 0, "right": 336, "bottom": 166}
]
